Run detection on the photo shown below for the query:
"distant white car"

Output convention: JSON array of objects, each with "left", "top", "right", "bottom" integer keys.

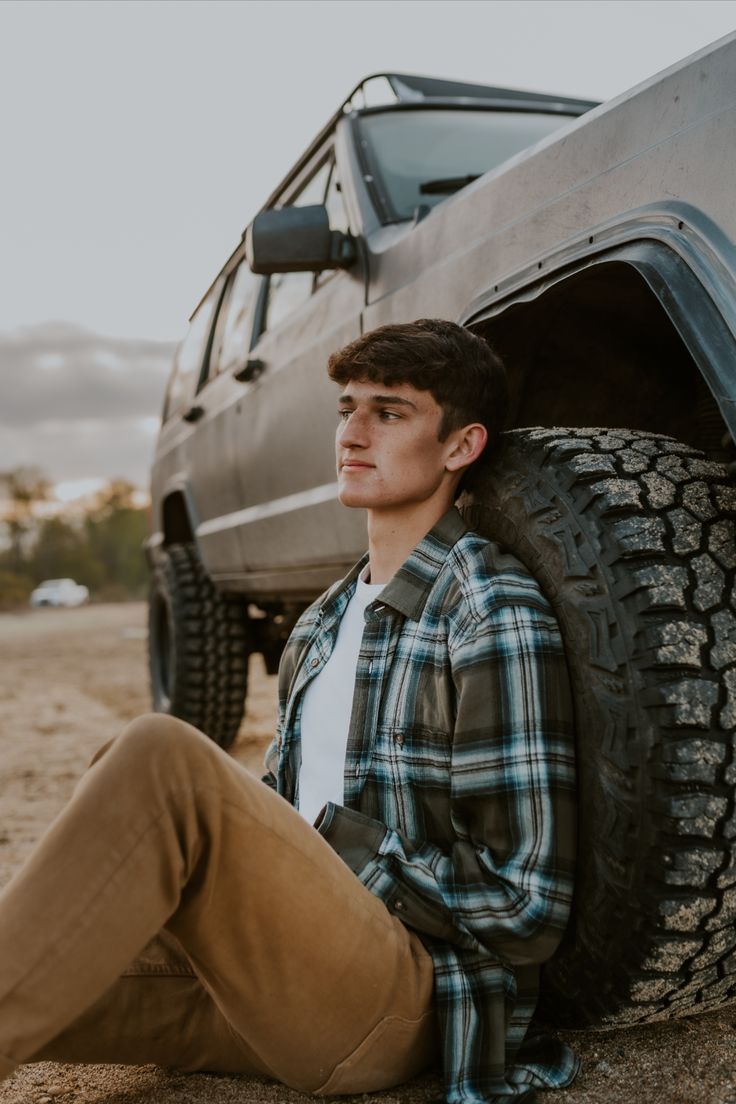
[{"left": 29, "top": 578, "right": 90, "bottom": 608}]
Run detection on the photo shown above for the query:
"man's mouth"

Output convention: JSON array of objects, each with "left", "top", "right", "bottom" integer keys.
[{"left": 340, "top": 459, "right": 374, "bottom": 469}]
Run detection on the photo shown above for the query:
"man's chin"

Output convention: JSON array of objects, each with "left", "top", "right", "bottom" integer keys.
[{"left": 337, "top": 488, "right": 367, "bottom": 508}]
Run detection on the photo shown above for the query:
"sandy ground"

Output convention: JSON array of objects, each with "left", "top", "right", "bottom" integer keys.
[{"left": 1, "top": 603, "right": 735, "bottom": 1104}]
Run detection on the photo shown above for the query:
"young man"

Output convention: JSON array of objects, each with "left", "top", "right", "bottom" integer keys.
[{"left": 0, "top": 320, "right": 577, "bottom": 1103}]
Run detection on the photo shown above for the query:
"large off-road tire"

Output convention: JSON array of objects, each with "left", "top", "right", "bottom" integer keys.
[
  {"left": 462, "top": 427, "right": 736, "bottom": 1028},
  {"left": 148, "top": 542, "right": 249, "bottom": 749}
]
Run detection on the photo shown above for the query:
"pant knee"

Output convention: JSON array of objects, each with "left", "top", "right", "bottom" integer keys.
[
  {"left": 92, "top": 713, "right": 213, "bottom": 779},
  {"left": 123, "top": 711, "right": 203, "bottom": 748}
]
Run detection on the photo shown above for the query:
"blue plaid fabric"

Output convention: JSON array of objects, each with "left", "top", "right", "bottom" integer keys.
[{"left": 263, "top": 507, "right": 579, "bottom": 1103}]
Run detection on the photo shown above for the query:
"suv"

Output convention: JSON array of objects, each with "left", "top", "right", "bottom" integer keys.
[{"left": 147, "top": 43, "right": 736, "bottom": 1034}]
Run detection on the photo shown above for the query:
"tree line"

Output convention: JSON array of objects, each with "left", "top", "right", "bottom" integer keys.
[{"left": 0, "top": 467, "right": 149, "bottom": 609}]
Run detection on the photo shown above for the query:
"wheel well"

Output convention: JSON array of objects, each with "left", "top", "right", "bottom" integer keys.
[
  {"left": 161, "top": 492, "right": 194, "bottom": 546},
  {"left": 473, "top": 262, "right": 729, "bottom": 461}
]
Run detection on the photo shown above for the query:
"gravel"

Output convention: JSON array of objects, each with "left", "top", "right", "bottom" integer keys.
[{"left": 1, "top": 602, "right": 736, "bottom": 1104}]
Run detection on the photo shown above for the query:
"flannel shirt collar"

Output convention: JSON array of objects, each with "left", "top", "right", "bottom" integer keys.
[{"left": 319, "top": 506, "right": 469, "bottom": 628}]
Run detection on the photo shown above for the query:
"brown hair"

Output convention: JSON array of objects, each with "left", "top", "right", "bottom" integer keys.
[{"left": 327, "top": 318, "right": 508, "bottom": 480}]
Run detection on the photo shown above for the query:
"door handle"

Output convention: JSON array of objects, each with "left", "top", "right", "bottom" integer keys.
[
  {"left": 182, "top": 404, "right": 205, "bottom": 423},
  {"left": 234, "top": 358, "right": 266, "bottom": 384}
]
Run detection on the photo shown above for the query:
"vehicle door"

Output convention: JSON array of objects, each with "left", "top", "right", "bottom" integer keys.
[
  {"left": 230, "top": 150, "right": 368, "bottom": 597},
  {"left": 182, "top": 254, "right": 261, "bottom": 578}
]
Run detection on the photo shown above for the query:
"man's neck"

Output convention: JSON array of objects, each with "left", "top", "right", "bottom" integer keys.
[{"left": 366, "top": 497, "right": 455, "bottom": 584}]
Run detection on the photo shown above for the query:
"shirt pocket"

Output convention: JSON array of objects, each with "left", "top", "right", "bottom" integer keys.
[
  {"left": 376, "top": 724, "right": 453, "bottom": 840},
  {"left": 383, "top": 652, "right": 457, "bottom": 741}
]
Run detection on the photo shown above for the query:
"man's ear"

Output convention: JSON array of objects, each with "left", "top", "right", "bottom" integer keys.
[{"left": 445, "top": 423, "right": 488, "bottom": 473}]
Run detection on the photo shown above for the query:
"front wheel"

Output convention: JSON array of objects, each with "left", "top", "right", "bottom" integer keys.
[
  {"left": 463, "top": 427, "right": 736, "bottom": 1028},
  {"left": 148, "top": 542, "right": 250, "bottom": 749}
]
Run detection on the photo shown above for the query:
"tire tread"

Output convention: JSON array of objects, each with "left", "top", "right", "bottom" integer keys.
[
  {"left": 464, "top": 427, "right": 736, "bottom": 1026},
  {"left": 148, "top": 542, "right": 249, "bottom": 748}
]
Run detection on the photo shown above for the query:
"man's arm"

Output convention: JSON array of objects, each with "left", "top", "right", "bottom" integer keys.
[{"left": 317, "top": 600, "right": 577, "bottom": 965}]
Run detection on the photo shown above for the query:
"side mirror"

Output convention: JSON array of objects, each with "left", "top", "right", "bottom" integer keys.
[{"left": 245, "top": 204, "right": 356, "bottom": 275}]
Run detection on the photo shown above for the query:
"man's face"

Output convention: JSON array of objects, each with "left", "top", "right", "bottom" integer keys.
[{"left": 335, "top": 379, "right": 455, "bottom": 511}]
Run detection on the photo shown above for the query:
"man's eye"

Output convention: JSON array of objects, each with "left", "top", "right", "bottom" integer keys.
[
  {"left": 338, "top": 409, "right": 352, "bottom": 420},
  {"left": 379, "top": 409, "right": 400, "bottom": 420}
]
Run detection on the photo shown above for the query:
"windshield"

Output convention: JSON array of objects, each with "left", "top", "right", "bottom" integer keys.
[{"left": 356, "top": 107, "right": 576, "bottom": 222}]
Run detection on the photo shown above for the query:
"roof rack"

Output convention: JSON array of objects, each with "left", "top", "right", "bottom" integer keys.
[{"left": 342, "top": 71, "right": 597, "bottom": 115}]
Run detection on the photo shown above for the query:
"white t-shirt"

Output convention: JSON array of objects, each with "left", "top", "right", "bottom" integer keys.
[{"left": 297, "top": 569, "right": 383, "bottom": 825}]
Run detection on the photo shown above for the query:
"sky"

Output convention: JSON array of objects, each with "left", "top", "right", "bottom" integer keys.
[{"left": 1, "top": 0, "right": 736, "bottom": 499}]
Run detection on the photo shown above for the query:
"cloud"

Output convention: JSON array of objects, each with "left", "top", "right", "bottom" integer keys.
[{"left": 0, "top": 322, "right": 175, "bottom": 487}]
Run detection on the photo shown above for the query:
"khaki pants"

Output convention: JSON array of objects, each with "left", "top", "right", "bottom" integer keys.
[{"left": 0, "top": 715, "right": 436, "bottom": 1094}]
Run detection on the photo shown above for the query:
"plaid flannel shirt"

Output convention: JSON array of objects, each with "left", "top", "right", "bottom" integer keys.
[{"left": 263, "top": 507, "right": 579, "bottom": 1103}]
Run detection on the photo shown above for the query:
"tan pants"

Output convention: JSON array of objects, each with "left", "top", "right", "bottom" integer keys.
[{"left": 0, "top": 715, "right": 436, "bottom": 1094}]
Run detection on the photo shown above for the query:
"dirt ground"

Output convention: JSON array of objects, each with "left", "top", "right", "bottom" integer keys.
[{"left": 1, "top": 603, "right": 736, "bottom": 1104}]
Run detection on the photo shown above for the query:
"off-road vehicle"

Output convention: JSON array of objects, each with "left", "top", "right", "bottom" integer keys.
[{"left": 147, "top": 38, "right": 736, "bottom": 1032}]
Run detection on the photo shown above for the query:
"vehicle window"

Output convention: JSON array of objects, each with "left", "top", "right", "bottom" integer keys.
[
  {"left": 200, "top": 276, "right": 235, "bottom": 389},
  {"left": 265, "top": 270, "right": 316, "bottom": 333},
  {"left": 357, "top": 108, "right": 574, "bottom": 222},
  {"left": 262, "top": 159, "right": 332, "bottom": 334},
  {"left": 208, "top": 262, "right": 259, "bottom": 377},
  {"left": 290, "top": 159, "right": 332, "bottom": 208},
  {"left": 163, "top": 285, "right": 221, "bottom": 420}
]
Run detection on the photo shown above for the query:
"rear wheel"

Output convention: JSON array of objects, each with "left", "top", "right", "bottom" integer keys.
[
  {"left": 148, "top": 542, "right": 250, "bottom": 749},
  {"left": 463, "top": 427, "right": 736, "bottom": 1027}
]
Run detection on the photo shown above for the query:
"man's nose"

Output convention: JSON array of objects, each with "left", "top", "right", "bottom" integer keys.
[{"left": 337, "top": 410, "right": 369, "bottom": 448}]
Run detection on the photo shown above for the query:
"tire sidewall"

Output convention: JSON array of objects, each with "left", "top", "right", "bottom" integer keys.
[{"left": 464, "top": 427, "right": 736, "bottom": 1026}]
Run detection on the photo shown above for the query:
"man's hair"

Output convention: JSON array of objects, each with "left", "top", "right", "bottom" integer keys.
[{"left": 327, "top": 319, "right": 508, "bottom": 479}]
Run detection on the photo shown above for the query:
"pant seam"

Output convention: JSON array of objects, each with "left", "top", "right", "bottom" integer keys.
[
  {"left": 311, "top": 1009, "right": 436, "bottom": 1095},
  {"left": 221, "top": 1017, "right": 279, "bottom": 1081},
  {"left": 121, "top": 965, "right": 195, "bottom": 977}
]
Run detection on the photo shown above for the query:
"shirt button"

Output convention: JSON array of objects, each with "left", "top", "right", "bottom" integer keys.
[
  {"left": 368, "top": 660, "right": 373, "bottom": 673},
  {"left": 354, "top": 766, "right": 360, "bottom": 777},
  {"left": 310, "top": 658, "right": 319, "bottom": 668},
  {"left": 393, "top": 732, "right": 405, "bottom": 747},
  {"left": 394, "top": 899, "right": 406, "bottom": 912}
]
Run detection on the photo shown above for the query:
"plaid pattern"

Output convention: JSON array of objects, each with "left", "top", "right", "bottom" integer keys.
[{"left": 263, "top": 508, "right": 579, "bottom": 1103}]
